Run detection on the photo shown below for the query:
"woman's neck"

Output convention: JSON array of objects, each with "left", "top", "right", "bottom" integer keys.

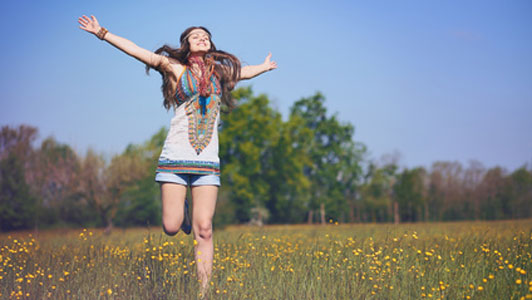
[{"left": 188, "top": 52, "right": 205, "bottom": 61}]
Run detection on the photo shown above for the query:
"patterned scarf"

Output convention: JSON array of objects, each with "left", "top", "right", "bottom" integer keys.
[{"left": 187, "top": 55, "right": 215, "bottom": 98}]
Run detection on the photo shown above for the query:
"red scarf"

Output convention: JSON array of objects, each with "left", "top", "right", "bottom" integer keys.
[{"left": 187, "top": 56, "right": 215, "bottom": 98}]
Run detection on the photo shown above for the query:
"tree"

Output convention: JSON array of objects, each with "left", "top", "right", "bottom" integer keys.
[
  {"left": 114, "top": 128, "right": 166, "bottom": 227},
  {"left": 80, "top": 135, "right": 161, "bottom": 233},
  {"left": 340, "top": 142, "right": 366, "bottom": 223},
  {"left": 393, "top": 167, "right": 427, "bottom": 222},
  {"left": 30, "top": 137, "right": 84, "bottom": 226},
  {"left": 428, "top": 161, "right": 465, "bottom": 221},
  {"left": 290, "top": 92, "right": 360, "bottom": 224},
  {"left": 360, "top": 162, "right": 397, "bottom": 222},
  {"left": 0, "top": 125, "right": 37, "bottom": 162},
  {"left": 104, "top": 145, "right": 149, "bottom": 233},
  {"left": 0, "top": 125, "right": 39, "bottom": 231},
  {"left": 0, "top": 153, "right": 37, "bottom": 230},
  {"left": 506, "top": 167, "right": 532, "bottom": 219},
  {"left": 219, "top": 87, "right": 281, "bottom": 223},
  {"left": 79, "top": 149, "right": 108, "bottom": 228},
  {"left": 462, "top": 160, "right": 486, "bottom": 220},
  {"left": 264, "top": 111, "right": 313, "bottom": 223},
  {"left": 476, "top": 167, "right": 507, "bottom": 220}
]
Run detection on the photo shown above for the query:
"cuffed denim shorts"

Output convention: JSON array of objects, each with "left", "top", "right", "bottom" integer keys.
[{"left": 155, "top": 172, "right": 221, "bottom": 187}]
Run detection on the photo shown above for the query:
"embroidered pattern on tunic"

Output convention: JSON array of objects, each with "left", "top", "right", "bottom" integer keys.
[
  {"left": 185, "top": 94, "right": 219, "bottom": 154},
  {"left": 156, "top": 66, "right": 222, "bottom": 176},
  {"left": 157, "top": 159, "right": 220, "bottom": 175},
  {"left": 176, "top": 68, "right": 221, "bottom": 155}
]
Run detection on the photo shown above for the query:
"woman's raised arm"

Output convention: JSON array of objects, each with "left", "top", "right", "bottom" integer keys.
[
  {"left": 240, "top": 53, "right": 277, "bottom": 80},
  {"left": 78, "top": 15, "right": 170, "bottom": 70}
]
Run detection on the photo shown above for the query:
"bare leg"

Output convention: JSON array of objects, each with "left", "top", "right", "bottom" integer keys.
[
  {"left": 191, "top": 185, "right": 218, "bottom": 293},
  {"left": 160, "top": 183, "right": 187, "bottom": 236}
]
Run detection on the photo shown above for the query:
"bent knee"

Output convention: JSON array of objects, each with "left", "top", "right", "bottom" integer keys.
[
  {"left": 196, "top": 221, "right": 213, "bottom": 240},
  {"left": 162, "top": 222, "right": 180, "bottom": 236}
]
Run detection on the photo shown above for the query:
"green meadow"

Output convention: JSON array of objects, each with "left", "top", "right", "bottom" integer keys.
[{"left": 1, "top": 219, "right": 531, "bottom": 299}]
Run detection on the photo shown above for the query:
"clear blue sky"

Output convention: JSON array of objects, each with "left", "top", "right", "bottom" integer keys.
[{"left": 1, "top": 0, "right": 531, "bottom": 171}]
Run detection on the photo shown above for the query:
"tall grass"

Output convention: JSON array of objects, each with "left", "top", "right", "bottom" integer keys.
[{"left": 1, "top": 219, "right": 531, "bottom": 299}]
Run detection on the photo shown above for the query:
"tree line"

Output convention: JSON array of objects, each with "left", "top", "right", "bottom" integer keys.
[{"left": 1, "top": 87, "right": 531, "bottom": 231}]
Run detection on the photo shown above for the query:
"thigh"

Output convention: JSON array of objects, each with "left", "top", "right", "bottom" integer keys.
[
  {"left": 191, "top": 185, "right": 219, "bottom": 223},
  {"left": 190, "top": 174, "right": 220, "bottom": 187},
  {"left": 161, "top": 183, "right": 188, "bottom": 218}
]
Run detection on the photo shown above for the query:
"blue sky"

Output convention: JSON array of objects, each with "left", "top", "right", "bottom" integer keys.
[{"left": 1, "top": 0, "right": 531, "bottom": 171}]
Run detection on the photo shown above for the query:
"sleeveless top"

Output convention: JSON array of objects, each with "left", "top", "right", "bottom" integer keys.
[{"left": 156, "top": 66, "right": 222, "bottom": 175}]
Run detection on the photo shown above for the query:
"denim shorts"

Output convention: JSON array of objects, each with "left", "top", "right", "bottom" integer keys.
[{"left": 155, "top": 172, "right": 221, "bottom": 187}]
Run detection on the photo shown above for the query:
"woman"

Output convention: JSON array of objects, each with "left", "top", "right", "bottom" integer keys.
[{"left": 78, "top": 15, "right": 277, "bottom": 293}]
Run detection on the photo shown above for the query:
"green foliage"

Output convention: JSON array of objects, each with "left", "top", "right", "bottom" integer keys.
[
  {"left": 290, "top": 92, "right": 365, "bottom": 222},
  {"left": 360, "top": 162, "right": 397, "bottom": 222},
  {"left": 0, "top": 125, "right": 39, "bottom": 230},
  {"left": 113, "top": 127, "right": 166, "bottom": 228},
  {"left": 506, "top": 167, "right": 532, "bottom": 219},
  {"left": 265, "top": 113, "right": 312, "bottom": 223},
  {"left": 393, "top": 167, "right": 427, "bottom": 222},
  {"left": 34, "top": 137, "right": 87, "bottom": 227},
  {"left": 115, "top": 177, "right": 161, "bottom": 227},
  {"left": 220, "top": 87, "right": 282, "bottom": 222},
  {"left": 0, "top": 153, "right": 37, "bottom": 230},
  {"left": 477, "top": 167, "right": 508, "bottom": 220},
  {"left": 213, "top": 187, "right": 237, "bottom": 229},
  {"left": 2, "top": 88, "right": 532, "bottom": 230},
  {"left": 218, "top": 87, "right": 358, "bottom": 224}
]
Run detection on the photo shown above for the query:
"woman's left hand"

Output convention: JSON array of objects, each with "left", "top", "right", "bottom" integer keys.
[{"left": 263, "top": 52, "right": 278, "bottom": 71}]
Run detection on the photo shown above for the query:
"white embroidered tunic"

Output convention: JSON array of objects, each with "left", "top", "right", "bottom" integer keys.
[{"left": 156, "top": 67, "right": 221, "bottom": 175}]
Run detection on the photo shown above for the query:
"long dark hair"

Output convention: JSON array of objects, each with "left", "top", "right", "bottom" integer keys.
[{"left": 145, "top": 26, "right": 241, "bottom": 111}]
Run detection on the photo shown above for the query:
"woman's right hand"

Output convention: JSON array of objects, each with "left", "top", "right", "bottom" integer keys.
[
  {"left": 78, "top": 15, "right": 101, "bottom": 35},
  {"left": 76, "top": 15, "right": 169, "bottom": 70}
]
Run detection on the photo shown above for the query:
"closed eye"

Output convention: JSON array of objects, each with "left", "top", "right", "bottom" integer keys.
[{"left": 192, "top": 34, "right": 209, "bottom": 39}]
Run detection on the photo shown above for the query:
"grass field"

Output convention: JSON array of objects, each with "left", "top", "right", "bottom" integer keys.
[{"left": 1, "top": 219, "right": 531, "bottom": 299}]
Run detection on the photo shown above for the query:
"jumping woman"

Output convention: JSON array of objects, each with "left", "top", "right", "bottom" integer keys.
[{"left": 77, "top": 15, "right": 277, "bottom": 294}]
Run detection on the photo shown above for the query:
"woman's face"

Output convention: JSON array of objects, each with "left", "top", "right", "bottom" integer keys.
[{"left": 187, "top": 29, "right": 211, "bottom": 54}]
